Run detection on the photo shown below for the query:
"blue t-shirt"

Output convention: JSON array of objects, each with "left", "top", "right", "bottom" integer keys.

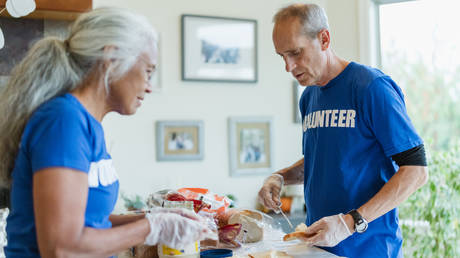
[
  {"left": 300, "top": 62, "right": 422, "bottom": 258},
  {"left": 5, "top": 93, "right": 119, "bottom": 257}
]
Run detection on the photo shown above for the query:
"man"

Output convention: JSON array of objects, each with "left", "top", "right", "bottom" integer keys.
[{"left": 258, "top": 3, "right": 428, "bottom": 258}]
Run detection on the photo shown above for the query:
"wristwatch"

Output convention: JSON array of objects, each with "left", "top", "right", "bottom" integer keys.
[{"left": 347, "top": 209, "right": 368, "bottom": 233}]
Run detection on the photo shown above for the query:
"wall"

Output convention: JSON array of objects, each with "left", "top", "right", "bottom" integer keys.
[{"left": 88, "top": 0, "right": 360, "bottom": 211}]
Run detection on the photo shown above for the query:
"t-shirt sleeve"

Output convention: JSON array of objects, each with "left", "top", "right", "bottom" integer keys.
[
  {"left": 363, "top": 76, "right": 423, "bottom": 157},
  {"left": 27, "top": 110, "right": 92, "bottom": 174}
]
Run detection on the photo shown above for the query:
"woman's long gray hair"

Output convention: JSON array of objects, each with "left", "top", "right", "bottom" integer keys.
[{"left": 0, "top": 7, "right": 158, "bottom": 187}]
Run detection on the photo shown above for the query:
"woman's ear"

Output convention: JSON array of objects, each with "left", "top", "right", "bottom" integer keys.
[{"left": 102, "top": 45, "right": 117, "bottom": 69}]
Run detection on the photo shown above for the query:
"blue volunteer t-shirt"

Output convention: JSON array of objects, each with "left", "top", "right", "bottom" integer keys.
[
  {"left": 300, "top": 62, "right": 422, "bottom": 258},
  {"left": 5, "top": 93, "right": 119, "bottom": 257}
]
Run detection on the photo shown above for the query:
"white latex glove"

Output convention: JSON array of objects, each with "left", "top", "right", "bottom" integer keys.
[
  {"left": 147, "top": 207, "right": 198, "bottom": 220},
  {"left": 144, "top": 208, "right": 213, "bottom": 249},
  {"left": 257, "top": 173, "right": 284, "bottom": 212},
  {"left": 301, "top": 213, "right": 353, "bottom": 247}
]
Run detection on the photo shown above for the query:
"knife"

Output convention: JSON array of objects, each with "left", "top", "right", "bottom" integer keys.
[{"left": 279, "top": 209, "right": 294, "bottom": 230}]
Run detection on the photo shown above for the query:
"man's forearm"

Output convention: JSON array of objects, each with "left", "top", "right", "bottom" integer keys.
[
  {"left": 344, "top": 165, "right": 428, "bottom": 231},
  {"left": 275, "top": 158, "right": 304, "bottom": 185}
]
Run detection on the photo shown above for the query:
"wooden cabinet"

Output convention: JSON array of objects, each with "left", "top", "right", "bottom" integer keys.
[{"left": 0, "top": 0, "right": 92, "bottom": 20}]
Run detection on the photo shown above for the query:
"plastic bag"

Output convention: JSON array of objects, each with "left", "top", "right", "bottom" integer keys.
[{"left": 147, "top": 189, "right": 279, "bottom": 249}]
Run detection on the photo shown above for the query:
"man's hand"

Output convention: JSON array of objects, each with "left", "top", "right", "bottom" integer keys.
[
  {"left": 257, "top": 174, "right": 284, "bottom": 212},
  {"left": 301, "top": 213, "right": 352, "bottom": 247}
]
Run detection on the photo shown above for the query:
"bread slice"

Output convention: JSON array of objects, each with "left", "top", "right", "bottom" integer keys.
[
  {"left": 283, "top": 223, "right": 316, "bottom": 241},
  {"left": 283, "top": 231, "right": 316, "bottom": 241}
]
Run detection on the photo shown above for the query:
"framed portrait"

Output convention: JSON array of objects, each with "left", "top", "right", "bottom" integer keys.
[
  {"left": 228, "top": 117, "right": 273, "bottom": 176},
  {"left": 181, "top": 14, "right": 257, "bottom": 83},
  {"left": 293, "top": 81, "right": 305, "bottom": 123},
  {"left": 155, "top": 121, "right": 204, "bottom": 161}
]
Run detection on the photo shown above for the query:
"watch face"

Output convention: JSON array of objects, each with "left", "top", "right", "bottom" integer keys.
[{"left": 356, "top": 219, "right": 368, "bottom": 233}]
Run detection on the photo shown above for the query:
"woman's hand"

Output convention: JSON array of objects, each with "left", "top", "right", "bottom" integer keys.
[{"left": 144, "top": 208, "right": 213, "bottom": 249}]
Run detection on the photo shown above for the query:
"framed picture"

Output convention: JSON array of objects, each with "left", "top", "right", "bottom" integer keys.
[
  {"left": 155, "top": 121, "right": 204, "bottom": 161},
  {"left": 293, "top": 81, "right": 305, "bottom": 123},
  {"left": 181, "top": 14, "right": 257, "bottom": 83},
  {"left": 228, "top": 117, "right": 273, "bottom": 176}
]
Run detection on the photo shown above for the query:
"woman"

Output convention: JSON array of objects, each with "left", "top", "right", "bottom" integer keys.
[{"left": 0, "top": 7, "right": 210, "bottom": 257}]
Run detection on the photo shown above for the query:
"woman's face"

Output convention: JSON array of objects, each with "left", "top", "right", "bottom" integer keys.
[{"left": 108, "top": 50, "right": 157, "bottom": 115}]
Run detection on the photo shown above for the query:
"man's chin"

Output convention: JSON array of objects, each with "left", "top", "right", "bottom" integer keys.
[{"left": 296, "top": 78, "right": 310, "bottom": 86}]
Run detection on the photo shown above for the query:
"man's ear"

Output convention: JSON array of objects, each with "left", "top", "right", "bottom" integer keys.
[{"left": 318, "top": 29, "right": 330, "bottom": 51}]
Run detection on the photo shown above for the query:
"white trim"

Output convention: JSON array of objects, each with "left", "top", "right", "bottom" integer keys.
[
  {"left": 359, "top": 0, "right": 418, "bottom": 68},
  {"left": 358, "top": 0, "right": 380, "bottom": 67},
  {"left": 88, "top": 159, "right": 118, "bottom": 187}
]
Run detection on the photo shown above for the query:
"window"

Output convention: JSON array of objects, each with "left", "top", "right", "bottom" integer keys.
[{"left": 376, "top": 0, "right": 460, "bottom": 150}]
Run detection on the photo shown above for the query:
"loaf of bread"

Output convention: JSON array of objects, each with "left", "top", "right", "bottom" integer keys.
[{"left": 227, "top": 210, "right": 264, "bottom": 243}]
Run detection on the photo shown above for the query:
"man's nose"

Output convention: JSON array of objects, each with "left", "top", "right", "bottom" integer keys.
[{"left": 285, "top": 58, "right": 296, "bottom": 73}]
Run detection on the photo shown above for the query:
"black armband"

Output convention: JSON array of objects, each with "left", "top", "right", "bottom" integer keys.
[
  {"left": 391, "top": 144, "right": 427, "bottom": 166},
  {"left": 0, "top": 187, "right": 9, "bottom": 209}
]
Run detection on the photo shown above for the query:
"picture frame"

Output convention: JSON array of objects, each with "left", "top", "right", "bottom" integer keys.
[
  {"left": 155, "top": 121, "right": 204, "bottom": 161},
  {"left": 181, "top": 14, "right": 258, "bottom": 83},
  {"left": 228, "top": 117, "right": 273, "bottom": 176},
  {"left": 293, "top": 81, "right": 305, "bottom": 123}
]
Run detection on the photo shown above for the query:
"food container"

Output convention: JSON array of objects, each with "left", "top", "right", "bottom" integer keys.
[
  {"left": 157, "top": 201, "right": 200, "bottom": 258},
  {"left": 157, "top": 242, "right": 200, "bottom": 258},
  {"left": 200, "top": 249, "right": 233, "bottom": 258}
]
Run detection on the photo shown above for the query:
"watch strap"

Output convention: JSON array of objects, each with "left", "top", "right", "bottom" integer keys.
[
  {"left": 347, "top": 209, "right": 368, "bottom": 233},
  {"left": 347, "top": 209, "right": 363, "bottom": 223}
]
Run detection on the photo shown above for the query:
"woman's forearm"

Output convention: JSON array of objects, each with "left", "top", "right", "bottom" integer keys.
[
  {"left": 109, "top": 213, "right": 145, "bottom": 227},
  {"left": 51, "top": 218, "right": 150, "bottom": 258}
]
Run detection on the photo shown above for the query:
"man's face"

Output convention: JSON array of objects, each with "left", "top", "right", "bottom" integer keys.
[{"left": 273, "top": 17, "right": 326, "bottom": 86}]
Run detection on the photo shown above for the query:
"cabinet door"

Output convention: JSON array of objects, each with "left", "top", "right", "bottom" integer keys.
[{"left": 0, "top": 0, "right": 92, "bottom": 13}]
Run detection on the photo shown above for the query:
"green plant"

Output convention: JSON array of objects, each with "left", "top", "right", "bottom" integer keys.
[
  {"left": 226, "top": 194, "right": 237, "bottom": 208},
  {"left": 399, "top": 141, "right": 460, "bottom": 257},
  {"left": 121, "top": 193, "right": 145, "bottom": 211}
]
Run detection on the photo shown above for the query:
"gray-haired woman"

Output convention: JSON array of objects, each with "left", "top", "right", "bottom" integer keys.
[{"left": 0, "top": 7, "right": 210, "bottom": 257}]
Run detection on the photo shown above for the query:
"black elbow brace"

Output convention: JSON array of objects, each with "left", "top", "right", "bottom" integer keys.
[{"left": 391, "top": 144, "right": 427, "bottom": 167}]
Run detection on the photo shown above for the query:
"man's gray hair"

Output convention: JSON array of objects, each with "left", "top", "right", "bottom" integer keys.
[{"left": 273, "top": 3, "right": 329, "bottom": 39}]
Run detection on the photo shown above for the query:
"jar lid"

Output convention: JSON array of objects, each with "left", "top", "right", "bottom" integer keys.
[{"left": 200, "top": 249, "right": 233, "bottom": 258}]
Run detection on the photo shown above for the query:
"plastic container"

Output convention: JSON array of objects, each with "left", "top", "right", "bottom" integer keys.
[
  {"left": 158, "top": 242, "right": 200, "bottom": 258},
  {"left": 200, "top": 249, "right": 233, "bottom": 258},
  {"left": 158, "top": 201, "right": 200, "bottom": 258}
]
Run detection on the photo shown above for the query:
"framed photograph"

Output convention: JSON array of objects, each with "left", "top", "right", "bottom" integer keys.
[
  {"left": 293, "top": 81, "right": 305, "bottom": 123},
  {"left": 228, "top": 117, "right": 273, "bottom": 176},
  {"left": 155, "top": 121, "right": 204, "bottom": 161},
  {"left": 181, "top": 14, "right": 257, "bottom": 83}
]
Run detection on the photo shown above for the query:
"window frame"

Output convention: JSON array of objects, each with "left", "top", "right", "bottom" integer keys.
[{"left": 358, "top": 0, "right": 417, "bottom": 68}]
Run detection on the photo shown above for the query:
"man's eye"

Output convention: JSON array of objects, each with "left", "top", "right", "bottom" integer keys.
[{"left": 146, "top": 70, "right": 153, "bottom": 80}]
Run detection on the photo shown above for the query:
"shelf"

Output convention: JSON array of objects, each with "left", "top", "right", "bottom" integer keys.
[{"left": 0, "top": 0, "right": 92, "bottom": 20}]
